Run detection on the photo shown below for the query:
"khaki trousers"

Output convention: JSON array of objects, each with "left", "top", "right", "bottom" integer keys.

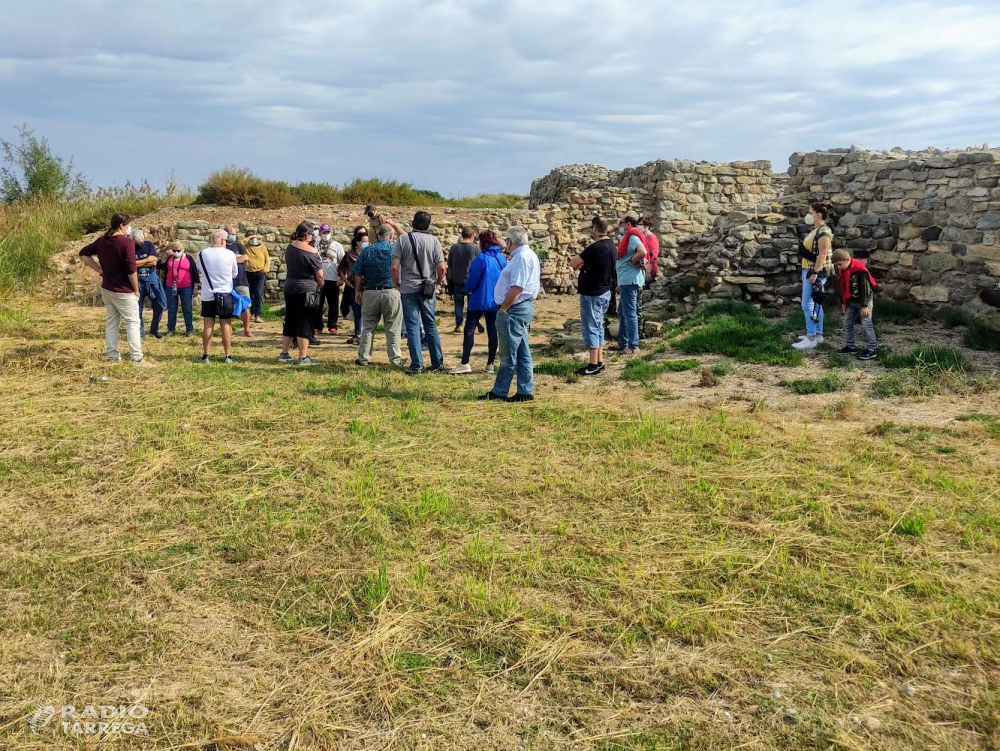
[
  {"left": 358, "top": 289, "right": 404, "bottom": 366},
  {"left": 101, "top": 288, "right": 143, "bottom": 362}
]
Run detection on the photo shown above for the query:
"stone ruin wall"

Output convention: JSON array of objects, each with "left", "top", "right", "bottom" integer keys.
[{"left": 786, "top": 147, "right": 1000, "bottom": 312}]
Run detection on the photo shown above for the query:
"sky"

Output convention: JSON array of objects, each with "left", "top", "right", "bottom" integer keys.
[{"left": 1, "top": 0, "right": 999, "bottom": 197}]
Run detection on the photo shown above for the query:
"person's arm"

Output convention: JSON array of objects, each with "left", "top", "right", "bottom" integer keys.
[
  {"left": 354, "top": 274, "right": 364, "bottom": 304},
  {"left": 391, "top": 257, "right": 401, "bottom": 288},
  {"left": 125, "top": 239, "right": 139, "bottom": 293},
  {"left": 628, "top": 236, "right": 647, "bottom": 267},
  {"left": 499, "top": 286, "right": 523, "bottom": 313},
  {"left": 436, "top": 261, "right": 446, "bottom": 285},
  {"left": 136, "top": 254, "right": 158, "bottom": 268},
  {"left": 861, "top": 272, "right": 874, "bottom": 314},
  {"left": 128, "top": 272, "right": 139, "bottom": 294},
  {"left": 384, "top": 218, "right": 405, "bottom": 235},
  {"left": 465, "top": 257, "right": 484, "bottom": 293},
  {"left": 569, "top": 254, "right": 585, "bottom": 271},
  {"left": 80, "top": 250, "right": 103, "bottom": 278}
]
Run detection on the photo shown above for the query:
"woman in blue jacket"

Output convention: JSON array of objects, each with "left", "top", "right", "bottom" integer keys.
[{"left": 449, "top": 229, "right": 508, "bottom": 375}]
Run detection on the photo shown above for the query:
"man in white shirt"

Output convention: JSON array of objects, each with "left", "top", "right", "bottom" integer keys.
[
  {"left": 316, "top": 223, "right": 346, "bottom": 334},
  {"left": 480, "top": 226, "right": 541, "bottom": 402},
  {"left": 197, "top": 229, "right": 239, "bottom": 364}
]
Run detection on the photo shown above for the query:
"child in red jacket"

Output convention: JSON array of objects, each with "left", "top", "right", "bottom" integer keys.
[{"left": 832, "top": 248, "right": 877, "bottom": 360}]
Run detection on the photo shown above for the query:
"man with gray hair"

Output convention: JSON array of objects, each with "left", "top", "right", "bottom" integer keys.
[
  {"left": 479, "top": 226, "right": 540, "bottom": 402},
  {"left": 197, "top": 228, "right": 239, "bottom": 364},
  {"left": 133, "top": 229, "right": 166, "bottom": 339},
  {"left": 353, "top": 224, "right": 404, "bottom": 367}
]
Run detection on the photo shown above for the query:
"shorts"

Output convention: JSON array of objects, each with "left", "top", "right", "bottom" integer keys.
[
  {"left": 200, "top": 298, "right": 233, "bottom": 320},
  {"left": 235, "top": 285, "right": 250, "bottom": 297}
]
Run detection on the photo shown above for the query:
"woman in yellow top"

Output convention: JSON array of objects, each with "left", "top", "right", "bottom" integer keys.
[
  {"left": 243, "top": 229, "right": 271, "bottom": 323},
  {"left": 793, "top": 201, "right": 837, "bottom": 350}
]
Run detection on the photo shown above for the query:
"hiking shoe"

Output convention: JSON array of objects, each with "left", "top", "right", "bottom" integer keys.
[
  {"left": 576, "top": 363, "right": 602, "bottom": 376},
  {"left": 298, "top": 356, "right": 318, "bottom": 366},
  {"left": 449, "top": 363, "right": 473, "bottom": 375},
  {"left": 856, "top": 348, "right": 877, "bottom": 360},
  {"left": 477, "top": 323, "right": 485, "bottom": 334},
  {"left": 164, "top": 330, "right": 175, "bottom": 337},
  {"left": 308, "top": 338, "right": 321, "bottom": 346},
  {"left": 607, "top": 343, "right": 626, "bottom": 352},
  {"left": 197, "top": 355, "right": 210, "bottom": 364},
  {"left": 224, "top": 356, "right": 235, "bottom": 364},
  {"left": 152, "top": 331, "right": 164, "bottom": 339},
  {"left": 184, "top": 331, "right": 193, "bottom": 338},
  {"left": 622, "top": 347, "right": 637, "bottom": 356},
  {"left": 405, "top": 367, "right": 423, "bottom": 376},
  {"left": 425, "top": 364, "right": 443, "bottom": 373},
  {"left": 792, "top": 338, "right": 818, "bottom": 350},
  {"left": 278, "top": 352, "right": 293, "bottom": 363},
  {"left": 452, "top": 326, "right": 462, "bottom": 334},
  {"left": 838, "top": 345, "right": 858, "bottom": 354},
  {"left": 484, "top": 362, "right": 495, "bottom": 374},
  {"left": 477, "top": 391, "right": 508, "bottom": 401},
  {"left": 131, "top": 358, "right": 154, "bottom": 368},
  {"left": 355, "top": 358, "right": 368, "bottom": 367},
  {"left": 508, "top": 393, "right": 535, "bottom": 403}
]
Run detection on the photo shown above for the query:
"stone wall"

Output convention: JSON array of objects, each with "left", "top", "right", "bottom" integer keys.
[{"left": 785, "top": 147, "right": 1000, "bottom": 311}]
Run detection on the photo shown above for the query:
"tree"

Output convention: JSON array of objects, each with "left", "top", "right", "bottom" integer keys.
[{"left": 1, "top": 124, "right": 88, "bottom": 203}]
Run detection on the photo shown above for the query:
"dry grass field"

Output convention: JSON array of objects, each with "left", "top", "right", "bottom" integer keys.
[{"left": 0, "top": 293, "right": 998, "bottom": 750}]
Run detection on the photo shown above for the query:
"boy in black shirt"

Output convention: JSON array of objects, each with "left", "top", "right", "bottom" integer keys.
[{"left": 569, "top": 216, "right": 617, "bottom": 375}]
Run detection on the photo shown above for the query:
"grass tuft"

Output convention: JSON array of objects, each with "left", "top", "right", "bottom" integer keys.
[{"left": 780, "top": 374, "right": 846, "bottom": 394}]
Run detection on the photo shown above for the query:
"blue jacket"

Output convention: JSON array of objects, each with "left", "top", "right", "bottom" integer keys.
[{"left": 464, "top": 246, "right": 507, "bottom": 312}]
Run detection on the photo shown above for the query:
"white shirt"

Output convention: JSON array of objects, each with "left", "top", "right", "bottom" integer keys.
[
  {"left": 494, "top": 244, "right": 540, "bottom": 307},
  {"left": 197, "top": 246, "right": 239, "bottom": 302},
  {"left": 320, "top": 240, "right": 345, "bottom": 280}
]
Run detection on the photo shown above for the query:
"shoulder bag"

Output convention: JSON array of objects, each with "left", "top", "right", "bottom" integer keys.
[{"left": 198, "top": 252, "right": 235, "bottom": 318}]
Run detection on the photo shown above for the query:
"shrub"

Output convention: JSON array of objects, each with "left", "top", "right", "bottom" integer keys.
[
  {"left": 780, "top": 374, "right": 846, "bottom": 394},
  {"left": 195, "top": 166, "right": 297, "bottom": 209},
  {"left": 964, "top": 316, "right": 1000, "bottom": 352},
  {"left": 1, "top": 123, "right": 87, "bottom": 202},
  {"left": 876, "top": 300, "right": 924, "bottom": 325},
  {"left": 933, "top": 306, "right": 972, "bottom": 328}
]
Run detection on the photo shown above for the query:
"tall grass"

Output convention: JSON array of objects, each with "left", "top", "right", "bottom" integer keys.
[
  {"left": 196, "top": 166, "right": 524, "bottom": 210},
  {"left": 0, "top": 183, "right": 193, "bottom": 293},
  {"left": 670, "top": 301, "right": 804, "bottom": 366}
]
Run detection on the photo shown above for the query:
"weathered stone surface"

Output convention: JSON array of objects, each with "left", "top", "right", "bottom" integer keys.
[
  {"left": 977, "top": 211, "right": 1000, "bottom": 230},
  {"left": 910, "top": 285, "right": 950, "bottom": 302}
]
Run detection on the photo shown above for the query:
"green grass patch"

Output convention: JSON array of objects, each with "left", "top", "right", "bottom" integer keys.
[
  {"left": 780, "top": 373, "right": 846, "bottom": 394},
  {"left": 957, "top": 413, "right": 1000, "bottom": 439},
  {"left": 878, "top": 346, "right": 970, "bottom": 372},
  {"left": 933, "top": 306, "right": 973, "bottom": 328},
  {"left": 534, "top": 358, "right": 581, "bottom": 382},
  {"left": 964, "top": 316, "right": 1000, "bottom": 352},
  {"left": 827, "top": 351, "right": 854, "bottom": 369},
  {"left": 672, "top": 313, "right": 803, "bottom": 366},
  {"left": 894, "top": 514, "right": 927, "bottom": 537},
  {"left": 709, "top": 362, "right": 733, "bottom": 378},
  {"left": 621, "top": 358, "right": 699, "bottom": 382},
  {"left": 876, "top": 300, "right": 925, "bottom": 325}
]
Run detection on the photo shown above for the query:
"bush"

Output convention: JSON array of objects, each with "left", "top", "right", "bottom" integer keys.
[
  {"left": 876, "top": 300, "right": 924, "bottom": 325},
  {"left": 964, "top": 316, "right": 1000, "bottom": 352},
  {"left": 195, "top": 166, "right": 297, "bottom": 209},
  {"left": 1, "top": 123, "right": 87, "bottom": 202}
]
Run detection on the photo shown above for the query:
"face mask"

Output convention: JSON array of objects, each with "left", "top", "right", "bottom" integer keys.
[
  {"left": 227, "top": 234, "right": 236, "bottom": 243},
  {"left": 361, "top": 242, "right": 369, "bottom": 249},
  {"left": 173, "top": 250, "right": 183, "bottom": 257},
  {"left": 321, "top": 233, "right": 331, "bottom": 241},
  {"left": 804, "top": 213, "right": 815, "bottom": 226},
  {"left": 122, "top": 224, "right": 133, "bottom": 237},
  {"left": 249, "top": 238, "right": 260, "bottom": 246}
]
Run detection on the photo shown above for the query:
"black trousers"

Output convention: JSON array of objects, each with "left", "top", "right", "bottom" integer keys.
[{"left": 312, "top": 280, "right": 340, "bottom": 331}]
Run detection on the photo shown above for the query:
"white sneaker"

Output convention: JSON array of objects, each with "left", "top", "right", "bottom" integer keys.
[
  {"left": 131, "top": 358, "right": 154, "bottom": 368},
  {"left": 792, "top": 338, "right": 818, "bottom": 350},
  {"left": 483, "top": 362, "right": 495, "bottom": 374},
  {"left": 448, "top": 363, "right": 472, "bottom": 375},
  {"left": 797, "top": 334, "right": 824, "bottom": 343}
]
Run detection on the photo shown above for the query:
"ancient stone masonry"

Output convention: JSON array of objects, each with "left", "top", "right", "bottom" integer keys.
[{"left": 786, "top": 147, "right": 1000, "bottom": 311}]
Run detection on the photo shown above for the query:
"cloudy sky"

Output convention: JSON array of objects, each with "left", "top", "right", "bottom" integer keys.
[{"left": 2, "top": 0, "right": 999, "bottom": 196}]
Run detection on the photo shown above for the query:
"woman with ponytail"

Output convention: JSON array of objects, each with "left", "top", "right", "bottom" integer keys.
[{"left": 793, "top": 201, "right": 837, "bottom": 350}]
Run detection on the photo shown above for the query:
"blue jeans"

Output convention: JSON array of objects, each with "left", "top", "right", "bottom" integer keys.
[
  {"left": 452, "top": 283, "right": 468, "bottom": 328},
  {"left": 138, "top": 274, "right": 166, "bottom": 337},
  {"left": 166, "top": 286, "right": 194, "bottom": 333},
  {"left": 580, "top": 292, "right": 611, "bottom": 349},
  {"left": 401, "top": 292, "right": 443, "bottom": 370},
  {"left": 492, "top": 301, "right": 534, "bottom": 397},
  {"left": 801, "top": 268, "right": 824, "bottom": 337},
  {"left": 247, "top": 270, "right": 266, "bottom": 317},
  {"left": 617, "top": 284, "right": 640, "bottom": 349}
]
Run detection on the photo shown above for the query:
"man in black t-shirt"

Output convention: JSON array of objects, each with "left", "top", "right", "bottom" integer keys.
[{"left": 569, "top": 216, "right": 617, "bottom": 376}]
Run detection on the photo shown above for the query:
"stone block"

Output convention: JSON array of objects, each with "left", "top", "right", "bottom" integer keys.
[
  {"left": 917, "top": 253, "right": 958, "bottom": 273},
  {"left": 968, "top": 244, "right": 1000, "bottom": 261},
  {"left": 723, "top": 275, "right": 766, "bottom": 284},
  {"left": 910, "top": 285, "right": 950, "bottom": 302},
  {"left": 977, "top": 210, "right": 1000, "bottom": 230}
]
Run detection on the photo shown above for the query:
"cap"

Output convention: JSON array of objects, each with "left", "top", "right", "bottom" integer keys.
[{"left": 320, "top": 223, "right": 331, "bottom": 232}]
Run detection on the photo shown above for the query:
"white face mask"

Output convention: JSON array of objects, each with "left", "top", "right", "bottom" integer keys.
[
  {"left": 249, "top": 238, "right": 260, "bottom": 246},
  {"left": 123, "top": 224, "right": 133, "bottom": 237},
  {"left": 321, "top": 233, "right": 331, "bottom": 241},
  {"left": 804, "top": 213, "right": 815, "bottom": 226},
  {"left": 173, "top": 250, "right": 184, "bottom": 257}
]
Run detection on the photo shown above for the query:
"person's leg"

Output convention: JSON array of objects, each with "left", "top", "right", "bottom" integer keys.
[
  {"left": 597, "top": 290, "right": 610, "bottom": 363},
  {"left": 491, "top": 310, "right": 514, "bottom": 397},
  {"left": 150, "top": 279, "right": 166, "bottom": 336},
  {"left": 401, "top": 293, "right": 423, "bottom": 370},
  {"left": 101, "top": 289, "right": 122, "bottom": 361},
  {"left": 358, "top": 293, "right": 379, "bottom": 364},
  {"left": 862, "top": 309, "right": 876, "bottom": 351},
  {"left": 461, "top": 310, "right": 479, "bottom": 364},
  {"left": 384, "top": 291, "right": 404, "bottom": 366},
  {"left": 421, "top": 296, "right": 443, "bottom": 368},
  {"left": 620, "top": 285, "right": 639, "bottom": 349},
  {"left": 111, "top": 291, "right": 144, "bottom": 361},
  {"left": 510, "top": 303, "right": 535, "bottom": 396},
  {"left": 328, "top": 282, "right": 340, "bottom": 330},
  {"left": 636, "top": 287, "right": 644, "bottom": 341},
  {"left": 580, "top": 295, "right": 599, "bottom": 366},
  {"left": 352, "top": 301, "right": 362, "bottom": 339},
  {"left": 221, "top": 320, "right": 233, "bottom": 357},
  {"left": 166, "top": 287, "right": 178, "bottom": 333},
  {"left": 180, "top": 287, "right": 194, "bottom": 333},
  {"left": 253, "top": 272, "right": 266, "bottom": 318},
  {"left": 801, "top": 270, "right": 818, "bottom": 339},
  {"left": 202, "top": 317, "right": 214, "bottom": 356},
  {"left": 484, "top": 310, "right": 498, "bottom": 365},
  {"left": 454, "top": 284, "right": 466, "bottom": 330},
  {"left": 843, "top": 304, "right": 859, "bottom": 349}
]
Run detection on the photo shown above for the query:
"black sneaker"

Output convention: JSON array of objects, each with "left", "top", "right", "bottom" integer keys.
[
  {"left": 576, "top": 364, "right": 602, "bottom": 376},
  {"left": 355, "top": 358, "right": 368, "bottom": 367},
  {"left": 309, "top": 338, "right": 322, "bottom": 346},
  {"left": 477, "top": 323, "right": 485, "bottom": 334},
  {"left": 838, "top": 346, "right": 858, "bottom": 354},
  {"left": 405, "top": 367, "right": 423, "bottom": 376},
  {"left": 477, "top": 391, "right": 507, "bottom": 401},
  {"left": 508, "top": 393, "right": 535, "bottom": 403},
  {"left": 856, "top": 349, "right": 877, "bottom": 360},
  {"left": 596, "top": 362, "right": 605, "bottom": 373},
  {"left": 425, "top": 365, "right": 443, "bottom": 373},
  {"left": 152, "top": 331, "right": 165, "bottom": 339}
]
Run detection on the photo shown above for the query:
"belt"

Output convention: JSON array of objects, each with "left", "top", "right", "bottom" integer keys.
[{"left": 367, "top": 285, "right": 394, "bottom": 291}]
